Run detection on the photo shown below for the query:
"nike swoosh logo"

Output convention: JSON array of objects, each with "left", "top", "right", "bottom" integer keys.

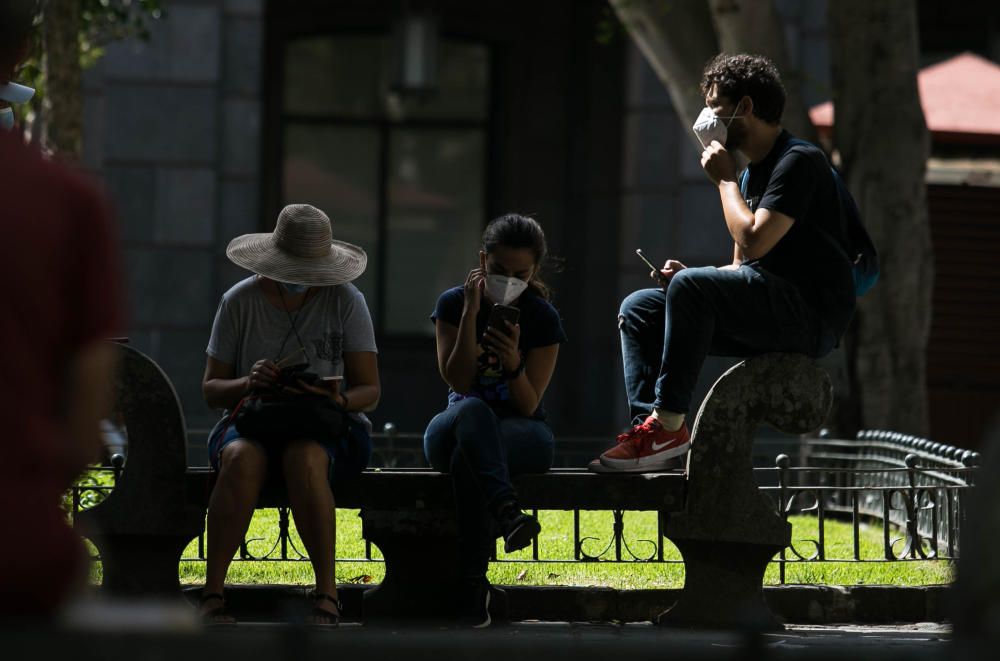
[{"left": 651, "top": 439, "right": 680, "bottom": 451}]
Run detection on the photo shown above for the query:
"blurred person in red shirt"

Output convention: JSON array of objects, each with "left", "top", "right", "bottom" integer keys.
[{"left": 0, "top": 0, "right": 125, "bottom": 618}]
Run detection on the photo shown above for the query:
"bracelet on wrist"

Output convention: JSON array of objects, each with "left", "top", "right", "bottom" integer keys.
[{"left": 502, "top": 358, "right": 526, "bottom": 380}]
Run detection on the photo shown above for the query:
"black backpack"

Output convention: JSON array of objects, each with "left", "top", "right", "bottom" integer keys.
[{"left": 739, "top": 137, "right": 879, "bottom": 297}]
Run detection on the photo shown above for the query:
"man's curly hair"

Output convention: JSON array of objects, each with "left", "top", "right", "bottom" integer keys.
[{"left": 700, "top": 53, "right": 785, "bottom": 125}]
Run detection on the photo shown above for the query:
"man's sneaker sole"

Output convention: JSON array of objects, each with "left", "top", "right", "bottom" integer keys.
[
  {"left": 599, "top": 441, "right": 691, "bottom": 471},
  {"left": 503, "top": 518, "right": 541, "bottom": 553}
]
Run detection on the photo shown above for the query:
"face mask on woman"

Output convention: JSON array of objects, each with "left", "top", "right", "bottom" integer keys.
[
  {"left": 281, "top": 282, "right": 310, "bottom": 295},
  {"left": 484, "top": 274, "right": 528, "bottom": 305}
]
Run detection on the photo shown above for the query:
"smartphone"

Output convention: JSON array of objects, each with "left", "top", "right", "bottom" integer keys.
[
  {"left": 295, "top": 372, "right": 322, "bottom": 385},
  {"left": 636, "top": 249, "right": 667, "bottom": 285},
  {"left": 487, "top": 303, "right": 520, "bottom": 337},
  {"left": 294, "top": 372, "right": 346, "bottom": 386},
  {"left": 320, "top": 375, "right": 344, "bottom": 392},
  {"left": 277, "top": 363, "right": 316, "bottom": 387}
]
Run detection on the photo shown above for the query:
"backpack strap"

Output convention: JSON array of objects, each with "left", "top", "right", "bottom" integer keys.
[{"left": 740, "top": 136, "right": 808, "bottom": 200}]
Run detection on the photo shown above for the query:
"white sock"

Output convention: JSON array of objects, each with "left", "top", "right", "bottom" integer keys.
[{"left": 651, "top": 408, "right": 685, "bottom": 431}]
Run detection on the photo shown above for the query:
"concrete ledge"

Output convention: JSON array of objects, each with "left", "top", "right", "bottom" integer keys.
[{"left": 183, "top": 584, "right": 952, "bottom": 625}]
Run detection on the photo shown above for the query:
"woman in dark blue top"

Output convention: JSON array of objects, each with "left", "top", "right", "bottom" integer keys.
[{"left": 425, "top": 213, "right": 567, "bottom": 626}]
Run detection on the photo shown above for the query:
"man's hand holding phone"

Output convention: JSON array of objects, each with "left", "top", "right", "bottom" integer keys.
[
  {"left": 658, "top": 259, "right": 687, "bottom": 281},
  {"left": 636, "top": 249, "right": 686, "bottom": 286}
]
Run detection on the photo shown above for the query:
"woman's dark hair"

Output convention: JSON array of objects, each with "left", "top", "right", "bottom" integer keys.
[
  {"left": 700, "top": 53, "right": 785, "bottom": 125},
  {"left": 482, "top": 213, "right": 556, "bottom": 301}
]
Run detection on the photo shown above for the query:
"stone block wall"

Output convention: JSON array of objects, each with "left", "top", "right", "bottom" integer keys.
[
  {"left": 83, "top": 0, "right": 265, "bottom": 460},
  {"left": 80, "top": 0, "right": 833, "bottom": 445}
]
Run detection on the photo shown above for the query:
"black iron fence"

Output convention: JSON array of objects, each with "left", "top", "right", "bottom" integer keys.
[{"left": 69, "top": 429, "right": 977, "bottom": 583}]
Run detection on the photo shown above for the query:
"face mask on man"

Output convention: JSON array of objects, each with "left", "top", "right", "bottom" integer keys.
[
  {"left": 691, "top": 103, "right": 744, "bottom": 150},
  {"left": 0, "top": 108, "right": 13, "bottom": 131},
  {"left": 484, "top": 274, "right": 528, "bottom": 305}
]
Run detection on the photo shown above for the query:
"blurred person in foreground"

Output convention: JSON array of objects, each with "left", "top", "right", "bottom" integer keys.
[{"left": 0, "top": 0, "right": 125, "bottom": 618}]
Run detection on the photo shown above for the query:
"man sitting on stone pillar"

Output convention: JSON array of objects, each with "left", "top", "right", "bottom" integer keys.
[{"left": 594, "top": 53, "right": 855, "bottom": 472}]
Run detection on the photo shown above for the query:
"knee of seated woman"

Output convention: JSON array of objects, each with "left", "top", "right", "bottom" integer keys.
[
  {"left": 282, "top": 438, "right": 330, "bottom": 466},
  {"left": 219, "top": 439, "right": 267, "bottom": 477},
  {"left": 452, "top": 396, "right": 496, "bottom": 421}
]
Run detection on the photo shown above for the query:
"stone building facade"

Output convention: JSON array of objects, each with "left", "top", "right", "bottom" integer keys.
[{"left": 81, "top": 0, "right": 833, "bottom": 462}]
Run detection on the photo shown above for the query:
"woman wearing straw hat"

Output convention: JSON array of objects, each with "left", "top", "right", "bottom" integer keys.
[{"left": 199, "top": 204, "right": 380, "bottom": 626}]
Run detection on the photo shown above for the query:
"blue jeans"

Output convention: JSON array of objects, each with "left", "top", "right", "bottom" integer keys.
[
  {"left": 424, "top": 397, "right": 555, "bottom": 577},
  {"left": 620, "top": 265, "right": 831, "bottom": 422}
]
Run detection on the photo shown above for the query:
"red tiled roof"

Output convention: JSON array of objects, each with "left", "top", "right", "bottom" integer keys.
[{"left": 810, "top": 52, "right": 1000, "bottom": 143}]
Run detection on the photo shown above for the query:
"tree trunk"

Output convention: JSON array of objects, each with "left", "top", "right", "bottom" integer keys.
[
  {"left": 42, "top": 0, "right": 82, "bottom": 159},
  {"left": 608, "top": 0, "right": 719, "bottom": 151},
  {"left": 706, "top": 0, "right": 816, "bottom": 143},
  {"left": 829, "top": 0, "right": 932, "bottom": 434}
]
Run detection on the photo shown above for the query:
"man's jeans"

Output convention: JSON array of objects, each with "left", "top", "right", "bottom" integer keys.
[
  {"left": 424, "top": 397, "right": 554, "bottom": 577},
  {"left": 620, "top": 265, "right": 829, "bottom": 422}
]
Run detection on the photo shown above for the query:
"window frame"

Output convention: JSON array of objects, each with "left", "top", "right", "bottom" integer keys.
[{"left": 266, "top": 27, "right": 496, "bottom": 341}]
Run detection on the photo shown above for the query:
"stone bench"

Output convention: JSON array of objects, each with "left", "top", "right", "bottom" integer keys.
[{"left": 76, "top": 343, "right": 831, "bottom": 629}]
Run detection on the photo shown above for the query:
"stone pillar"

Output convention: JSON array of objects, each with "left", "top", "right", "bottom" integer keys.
[{"left": 659, "top": 353, "right": 832, "bottom": 630}]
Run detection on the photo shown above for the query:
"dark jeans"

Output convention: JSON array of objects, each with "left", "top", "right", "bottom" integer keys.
[
  {"left": 620, "top": 264, "right": 831, "bottom": 422},
  {"left": 424, "top": 397, "right": 554, "bottom": 578}
]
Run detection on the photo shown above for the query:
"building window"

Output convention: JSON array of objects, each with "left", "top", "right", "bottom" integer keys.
[{"left": 280, "top": 34, "right": 490, "bottom": 336}]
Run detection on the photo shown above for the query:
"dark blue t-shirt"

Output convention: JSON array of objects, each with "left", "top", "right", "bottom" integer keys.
[
  {"left": 742, "top": 130, "right": 856, "bottom": 336},
  {"left": 431, "top": 287, "right": 567, "bottom": 420}
]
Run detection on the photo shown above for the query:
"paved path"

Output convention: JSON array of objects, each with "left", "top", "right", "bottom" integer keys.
[{"left": 6, "top": 620, "right": 955, "bottom": 661}]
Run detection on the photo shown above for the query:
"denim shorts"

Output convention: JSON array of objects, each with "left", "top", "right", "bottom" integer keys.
[{"left": 206, "top": 414, "right": 372, "bottom": 490}]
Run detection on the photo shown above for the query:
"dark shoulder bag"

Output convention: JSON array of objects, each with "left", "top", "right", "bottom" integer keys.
[{"left": 233, "top": 389, "right": 345, "bottom": 445}]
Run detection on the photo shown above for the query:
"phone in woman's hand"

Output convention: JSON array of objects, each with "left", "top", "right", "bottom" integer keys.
[{"left": 487, "top": 303, "right": 520, "bottom": 337}]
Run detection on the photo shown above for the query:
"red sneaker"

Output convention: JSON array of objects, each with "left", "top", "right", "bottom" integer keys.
[{"left": 598, "top": 416, "right": 690, "bottom": 472}]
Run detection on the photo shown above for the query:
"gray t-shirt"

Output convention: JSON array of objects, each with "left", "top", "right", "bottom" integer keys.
[{"left": 206, "top": 276, "right": 378, "bottom": 431}]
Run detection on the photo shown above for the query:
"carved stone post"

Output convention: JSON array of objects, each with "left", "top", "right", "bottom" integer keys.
[
  {"left": 659, "top": 353, "right": 832, "bottom": 630},
  {"left": 75, "top": 344, "right": 206, "bottom": 595},
  {"left": 360, "top": 507, "right": 510, "bottom": 624}
]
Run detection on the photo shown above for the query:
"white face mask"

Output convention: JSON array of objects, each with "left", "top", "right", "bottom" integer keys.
[
  {"left": 691, "top": 104, "right": 743, "bottom": 150},
  {"left": 484, "top": 274, "right": 528, "bottom": 305},
  {"left": 0, "top": 81, "right": 36, "bottom": 104},
  {"left": 0, "top": 81, "right": 35, "bottom": 132}
]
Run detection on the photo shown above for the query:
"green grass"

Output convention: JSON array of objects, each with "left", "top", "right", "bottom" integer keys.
[{"left": 82, "top": 508, "right": 953, "bottom": 589}]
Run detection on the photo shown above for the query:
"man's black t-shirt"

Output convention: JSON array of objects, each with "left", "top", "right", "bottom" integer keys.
[
  {"left": 742, "top": 130, "right": 855, "bottom": 336},
  {"left": 431, "top": 287, "right": 567, "bottom": 420}
]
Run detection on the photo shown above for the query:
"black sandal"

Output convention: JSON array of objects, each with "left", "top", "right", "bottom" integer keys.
[
  {"left": 307, "top": 591, "right": 342, "bottom": 628},
  {"left": 199, "top": 592, "right": 236, "bottom": 626}
]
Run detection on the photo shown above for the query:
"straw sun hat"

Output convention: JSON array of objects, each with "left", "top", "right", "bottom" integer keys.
[{"left": 226, "top": 204, "right": 367, "bottom": 287}]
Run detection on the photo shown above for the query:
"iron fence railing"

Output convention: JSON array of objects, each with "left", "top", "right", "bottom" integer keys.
[{"left": 69, "top": 429, "right": 978, "bottom": 583}]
